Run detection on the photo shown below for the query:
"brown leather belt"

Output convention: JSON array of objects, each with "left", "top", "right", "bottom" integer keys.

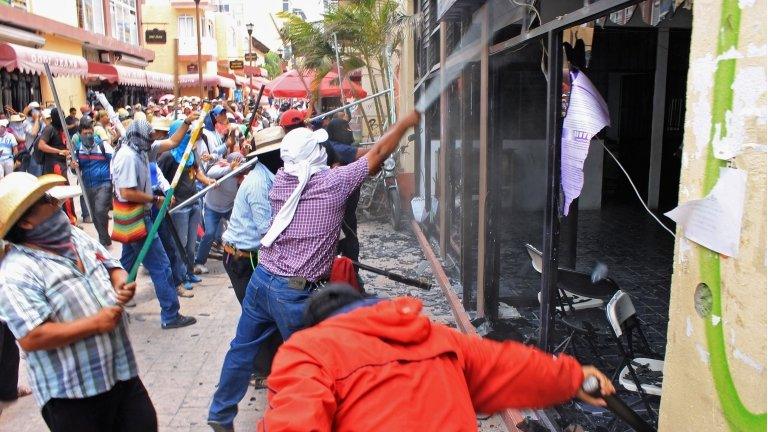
[{"left": 223, "top": 243, "right": 257, "bottom": 259}]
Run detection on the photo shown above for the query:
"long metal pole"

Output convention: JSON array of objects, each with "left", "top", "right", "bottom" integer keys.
[
  {"left": 538, "top": 31, "right": 564, "bottom": 352},
  {"left": 173, "top": 38, "right": 180, "bottom": 100},
  {"left": 127, "top": 104, "right": 211, "bottom": 283},
  {"left": 309, "top": 88, "right": 391, "bottom": 122},
  {"left": 248, "top": 29, "right": 254, "bottom": 93},
  {"left": 42, "top": 63, "right": 93, "bottom": 219},
  {"left": 195, "top": 0, "right": 204, "bottom": 99},
  {"left": 243, "top": 84, "right": 266, "bottom": 139},
  {"left": 165, "top": 212, "right": 193, "bottom": 275},
  {"left": 169, "top": 156, "right": 261, "bottom": 214},
  {"left": 332, "top": 32, "right": 345, "bottom": 100}
]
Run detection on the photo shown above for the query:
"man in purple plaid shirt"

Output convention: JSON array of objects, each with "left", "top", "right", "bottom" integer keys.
[{"left": 208, "top": 110, "right": 421, "bottom": 431}]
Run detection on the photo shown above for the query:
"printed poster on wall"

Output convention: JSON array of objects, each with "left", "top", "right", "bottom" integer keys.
[{"left": 561, "top": 71, "right": 610, "bottom": 216}]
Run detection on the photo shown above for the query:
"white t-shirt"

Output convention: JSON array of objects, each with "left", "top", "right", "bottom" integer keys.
[{"left": 0, "top": 132, "right": 18, "bottom": 162}]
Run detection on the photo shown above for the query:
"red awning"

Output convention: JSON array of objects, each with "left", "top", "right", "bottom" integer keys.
[
  {"left": 0, "top": 42, "right": 88, "bottom": 77},
  {"left": 252, "top": 76, "right": 270, "bottom": 89},
  {"left": 178, "top": 74, "right": 222, "bottom": 88},
  {"left": 114, "top": 65, "right": 148, "bottom": 87},
  {"left": 218, "top": 76, "right": 236, "bottom": 89},
  {"left": 243, "top": 65, "right": 268, "bottom": 77},
  {"left": 86, "top": 61, "right": 119, "bottom": 84},
  {"left": 145, "top": 71, "right": 174, "bottom": 90}
]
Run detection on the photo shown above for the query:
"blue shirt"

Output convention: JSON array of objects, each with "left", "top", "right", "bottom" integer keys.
[
  {"left": 0, "top": 228, "right": 138, "bottom": 406},
  {"left": 74, "top": 134, "right": 113, "bottom": 188},
  {"left": 328, "top": 140, "right": 357, "bottom": 165},
  {"left": 221, "top": 162, "right": 274, "bottom": 251}
]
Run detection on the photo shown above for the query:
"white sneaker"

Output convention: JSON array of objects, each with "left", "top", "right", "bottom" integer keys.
[{"left": 193, "top": 264, "right": 209, "bottom": 275}]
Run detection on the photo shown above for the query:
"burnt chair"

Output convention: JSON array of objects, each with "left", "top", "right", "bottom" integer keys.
[
  {"left": 524, "top": 243, "right": 619, "bottom": 365},
  {"left": 605, "top": 290, "right": 664, "bottom": 425}
]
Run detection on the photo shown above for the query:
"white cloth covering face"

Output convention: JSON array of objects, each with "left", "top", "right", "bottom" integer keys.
[{"left": 261, "top": 127, "right": 329, "bottom": 247}]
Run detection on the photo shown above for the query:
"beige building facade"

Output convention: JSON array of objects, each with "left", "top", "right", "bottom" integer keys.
[{"left": 658, "top": 0, "right": 766, "bottom": 429}]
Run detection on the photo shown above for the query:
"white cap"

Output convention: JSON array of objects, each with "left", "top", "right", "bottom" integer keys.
[
  {"left": 42, "top": 109, "right": 52, "bottom": 118},
  {"left": 28, "top": 101, "right": 40, "bottom": 109},
  {"left": 48, "top": 185, "right": 82, "bottom": 200},
  {"left": 0, "top": 119, "right": 8, "bottom": 127}
]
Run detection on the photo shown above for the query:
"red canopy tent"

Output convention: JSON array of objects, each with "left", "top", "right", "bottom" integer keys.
[
  {"left": 318, "top": 71, "right": 368, "bottom": 98},
  {"left": 264, "top": 69, "right": 368, "bottom": 99},
  {"left": 263, "top": 69, "right": 312, "bottom": 98}
]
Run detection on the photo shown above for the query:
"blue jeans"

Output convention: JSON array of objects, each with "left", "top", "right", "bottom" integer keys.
[
  {"left": 154, "top": 208, "right": 189, "bottom": 287},
  {"left": 195, "top": 206, "right": 231, "bottom": 265},
  {"left": 207, "top": 265, "right": 311, "bottom": 426},
  {"left": 120, "top": 217, "right": 181, "bottom": 325},
  {"left": 170, "top": 201, "right": 201, "bottom": 278}
]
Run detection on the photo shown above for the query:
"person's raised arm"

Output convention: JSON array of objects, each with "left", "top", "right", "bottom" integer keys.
[
  {"left": 366, "top": 110, "right": 420, "bottom": 175},
  {"left": 154, "top": 112, "right": 200, "bottom": 153}
]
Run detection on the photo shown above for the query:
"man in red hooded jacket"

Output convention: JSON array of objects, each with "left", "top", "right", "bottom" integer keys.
[{"left": 258, "top": 286, "right": 615, "bottom": 432}]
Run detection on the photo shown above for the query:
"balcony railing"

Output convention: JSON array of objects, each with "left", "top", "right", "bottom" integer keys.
[{"left": 178, "top": 36, "right": 217, "bottom": 57}]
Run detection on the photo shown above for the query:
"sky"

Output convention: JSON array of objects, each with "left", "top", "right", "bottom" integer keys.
[{"left": 245, "top": 0, "right": 326, "bottom": 52}]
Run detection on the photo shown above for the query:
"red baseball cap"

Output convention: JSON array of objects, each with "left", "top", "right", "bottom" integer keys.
[{"left": 279, "top": 109, "right": 305, "bottom": 127}]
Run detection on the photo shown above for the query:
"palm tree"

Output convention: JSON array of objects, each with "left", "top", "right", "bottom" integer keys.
[{"left": 278, "top": 0, "right": 414, "bottom": 136}]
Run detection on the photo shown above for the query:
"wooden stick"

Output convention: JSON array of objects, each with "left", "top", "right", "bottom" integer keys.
[{"left": 127, "top": 103, "right": 211, "bottom": 283}]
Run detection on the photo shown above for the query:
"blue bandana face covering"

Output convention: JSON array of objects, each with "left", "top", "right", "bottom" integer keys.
[{"left": 24, "top": 209, "right": 77, "bottom": 261}]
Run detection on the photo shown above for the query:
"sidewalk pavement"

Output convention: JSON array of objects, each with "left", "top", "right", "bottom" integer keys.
[{"left": 1, "top": 220, "right": 502, "bottom": 431}]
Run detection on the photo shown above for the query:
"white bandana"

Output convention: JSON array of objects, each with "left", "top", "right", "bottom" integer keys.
[{"left": 261, "top": 127, "right": 329, "bottom": 247}]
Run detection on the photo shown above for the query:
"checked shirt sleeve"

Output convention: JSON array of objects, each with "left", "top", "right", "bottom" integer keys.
[
  {"left": 0, "top": 265, "right": 52, "bottom": 340},
  {"left": 326, "top": 156, "right": 369, "bottom": 201}
]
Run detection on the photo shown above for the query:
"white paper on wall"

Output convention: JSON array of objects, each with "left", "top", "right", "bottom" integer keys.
[
  {"left": 561, "top": 71, "right": 611, "bottom": 216},
  {"left": 664, "top": 167, "right": 748, "bottom": 257}
]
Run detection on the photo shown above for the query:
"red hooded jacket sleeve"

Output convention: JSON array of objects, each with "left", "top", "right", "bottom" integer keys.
[
  {"left": 452, "top": 332, "right": 584, "bottom": 413},
  {"left": 258, "top": 346, "right": 336, "bottom": 432}
]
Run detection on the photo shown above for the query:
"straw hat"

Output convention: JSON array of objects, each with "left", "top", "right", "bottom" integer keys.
[
  {"left": 151, "top": 116, "right": 172, "bottom": 132},
  {"left": 247, "top": 126, "right": 285, "bottom": 157},
  {"left": 0, "top": 173, "right": 79, "bottom": 239},
  {"left": 9, "top": 114, "right": 25, "bottom": 123}
]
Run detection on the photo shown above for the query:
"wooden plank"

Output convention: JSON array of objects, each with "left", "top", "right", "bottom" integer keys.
[
  {"left": 438, "top": 21, "right": 449, "bottom": 259},
  {"left": 475, "top": 4, "right": 490, "bottom": 318},
  {"left": 411, "top": 220, "right": 553, "bottom": 432}
]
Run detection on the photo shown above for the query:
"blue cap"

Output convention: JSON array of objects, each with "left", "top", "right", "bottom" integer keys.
[{"left": 211, "top": 105, "right": 226, "bottom": 116}]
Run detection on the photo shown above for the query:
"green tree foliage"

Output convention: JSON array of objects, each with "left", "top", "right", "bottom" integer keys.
[
  {"left": 264, "top": 52, "right": 282, "bottom": 80},
  {"left": 277, "top": 0, "right": 414, "bottom": 135}
]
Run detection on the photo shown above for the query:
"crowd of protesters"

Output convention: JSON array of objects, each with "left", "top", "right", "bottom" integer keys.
[{"left": 0, "top": 92, "right": 614, "bottom": 432}]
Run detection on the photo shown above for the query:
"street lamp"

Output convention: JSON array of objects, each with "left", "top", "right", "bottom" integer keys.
[
  {"left": 194, "top": 0, "right": 204, "bottom": 98},
  {"left": 246, "top": 22, "right": 254, "bottom": 96}
]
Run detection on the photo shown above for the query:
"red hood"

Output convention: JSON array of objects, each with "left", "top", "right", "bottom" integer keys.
[{"left": 318, "top": 297, "right": 432, "bottom": 345}]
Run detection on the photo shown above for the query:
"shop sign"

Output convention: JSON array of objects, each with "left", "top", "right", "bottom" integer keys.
[
  {"left": 244, "top": 53, "right": 258, "bottom": 62},
  {"left": 145, "top": 28, "right": 167, "bottom": 44},
  {"left": 187, "top": 63, "right": 198, "bottom": 73},
  {"left": 229, "top": 60, "right": 244, "bottom": 70}
]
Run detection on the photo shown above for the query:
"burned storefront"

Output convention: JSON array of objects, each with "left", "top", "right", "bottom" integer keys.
[{"left": 410, "top": 0, "right": 694, "bottom": 429}]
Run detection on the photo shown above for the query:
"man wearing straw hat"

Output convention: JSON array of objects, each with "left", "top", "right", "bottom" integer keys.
[
  {"left": 207, "top": 110, "right": 421, "bottom": 431},
  {"left": 0, "top": 172, "right": 158, "bottom": 431}
]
